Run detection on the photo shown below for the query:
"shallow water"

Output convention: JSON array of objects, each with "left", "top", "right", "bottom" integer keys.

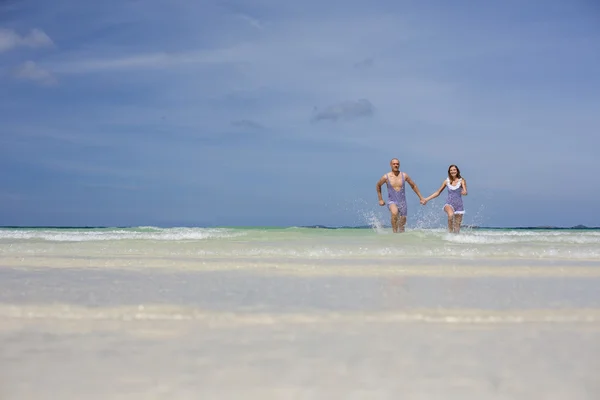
[
  {"left": 1, "top": 227, "right": 599, "bottom": 399},
  {"left": 2, "top": 226, "right": 600, "bottom": 261}
]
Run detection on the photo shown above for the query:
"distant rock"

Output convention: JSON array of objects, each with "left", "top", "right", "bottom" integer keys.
[{"left": 571, "top": 224, "right": 589, "bottom": 229}]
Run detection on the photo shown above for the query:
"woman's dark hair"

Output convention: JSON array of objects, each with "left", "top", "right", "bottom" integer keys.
[{"left": 448, "top": 164, "right": 461, "bottom": 182}]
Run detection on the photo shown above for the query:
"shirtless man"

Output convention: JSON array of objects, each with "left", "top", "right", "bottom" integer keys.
[{"left": 376, "top": 158, "right": 426, "bottom": 233}]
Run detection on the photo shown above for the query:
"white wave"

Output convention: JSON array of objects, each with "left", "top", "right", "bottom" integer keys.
[
  {"left": 444, "top": 231, "right": 600, "bottom": 245},
  {"left": 172, "top": 245, "right": 600, "bottom": 260},
  {"left": 3, "top": 305, "right": 599, "bottom": 324},
  {"left": 1, "top": 227, "right": 600, "bottom": 260},
  {"left": 0, "top": 227, "right": 245, "bottom": 242}
]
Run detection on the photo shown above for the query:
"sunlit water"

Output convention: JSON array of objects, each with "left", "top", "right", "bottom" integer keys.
[
  {"left": 1, "top": 226, "right": 599, "bottom": 399},
  {"left": 2, "top": 225, "right": 600, "bottom": 262}
]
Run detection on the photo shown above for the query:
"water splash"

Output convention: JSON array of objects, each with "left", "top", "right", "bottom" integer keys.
[
  {"left": 413, "top": 200, "right": 444, "bottom": 230},
  {"left": 361, "top": 210, "right": 387, "bottom": 234},
  {"left": 466, "top": 203, "right": 487, "bottom": 228},
  {"left": 332, "top": 198, "right": 388, "bottom": 233}
]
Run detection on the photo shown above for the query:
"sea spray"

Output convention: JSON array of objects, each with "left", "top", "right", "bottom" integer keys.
[
  {"left": 360, "top": 210, "right": 387, "bottom": 234},
  {"left": 465, "top": 203, "right": 487, "bottom": 228},
  {"left": 413, "top": 200, "right": 444, "bottom": 230}
]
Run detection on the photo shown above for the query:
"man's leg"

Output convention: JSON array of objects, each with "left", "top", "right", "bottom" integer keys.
[
  {"left": 444, "top": 205, "right": 455, "bottom": 233},
  {"left": 389, "top": 204, "right": 399, "bottom": 233},
  {"left": 453, "top": 214, "right": 463, "bottom": 233}
]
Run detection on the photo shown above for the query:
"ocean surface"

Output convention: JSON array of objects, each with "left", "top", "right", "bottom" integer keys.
[
  {"left": 1, "top": 225, "right": 600, "bottom": 399},
  {"left": 2, "top": 225, "right": 600, "bottom": 263}
]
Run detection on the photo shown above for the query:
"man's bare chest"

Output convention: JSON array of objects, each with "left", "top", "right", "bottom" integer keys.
[{"left": 388, "top": 174, "right": 404, "bottom": 190}]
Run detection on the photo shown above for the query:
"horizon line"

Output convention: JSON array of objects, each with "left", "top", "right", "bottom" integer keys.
[{"left": 0, "top": 224, "right": 598, "bottom": 230}]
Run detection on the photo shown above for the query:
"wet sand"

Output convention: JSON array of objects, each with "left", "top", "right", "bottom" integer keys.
[{"left": 1, "top": 265, "right": 599, "bottom": 399}]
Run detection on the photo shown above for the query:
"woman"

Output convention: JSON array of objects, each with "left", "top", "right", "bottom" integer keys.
[{"left": 423, "top": 165, "right": 468, "bottom": 233}]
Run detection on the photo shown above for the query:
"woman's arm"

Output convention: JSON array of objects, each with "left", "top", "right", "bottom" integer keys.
[
  {"left": 461, "top": 178, "right": 468, "bottom": 196},
  {"left": 425, "top": 180, "right": 447, "bottom": 202}
]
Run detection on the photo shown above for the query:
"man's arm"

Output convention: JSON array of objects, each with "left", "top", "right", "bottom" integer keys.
[
  {"left": 404, "top": 173, "right": 425, "bottom": 201},
  {"left": 376, "top": 175, "right": 387, "bottom": 204}
]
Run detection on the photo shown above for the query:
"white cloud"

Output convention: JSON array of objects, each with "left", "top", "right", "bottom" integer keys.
[
  {"left": 48, "top": 48, "right": 240, "bottom": 74},
  {"left": 13, "top": 61, "right": 57, "bottom": 85},
  {"left": 0, "top": 28, "right": 53, "bottom": 53}
]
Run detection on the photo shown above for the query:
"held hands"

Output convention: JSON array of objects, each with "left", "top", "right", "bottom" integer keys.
[{"left": 420, "top": 198, "right": 428, "bottom": 205}]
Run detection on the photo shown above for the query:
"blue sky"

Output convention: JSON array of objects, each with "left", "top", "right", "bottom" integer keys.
[{"left": 1, "top": 0, "right": 599, "bottom": 228}]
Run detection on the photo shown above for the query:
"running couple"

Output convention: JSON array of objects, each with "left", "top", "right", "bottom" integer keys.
[{"left": 376, "top": 158, "right": 468, "bottom": 233}]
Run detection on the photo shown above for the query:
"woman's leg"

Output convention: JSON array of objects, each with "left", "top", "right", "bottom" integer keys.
[
  {"left": 444, "top": 205, "right": 454, "bottom": 232},
  {"left": 453, "top": 213, "right": 463, "bottom": 233}
]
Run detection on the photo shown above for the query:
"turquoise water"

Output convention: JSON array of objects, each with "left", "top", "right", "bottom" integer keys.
[{"left": 1, "top": 226, "right": 599, "bottom": 263}]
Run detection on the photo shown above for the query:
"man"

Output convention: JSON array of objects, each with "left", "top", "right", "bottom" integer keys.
[{"left": 376, "top": 158, "right": 426, "bottom": 233}]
